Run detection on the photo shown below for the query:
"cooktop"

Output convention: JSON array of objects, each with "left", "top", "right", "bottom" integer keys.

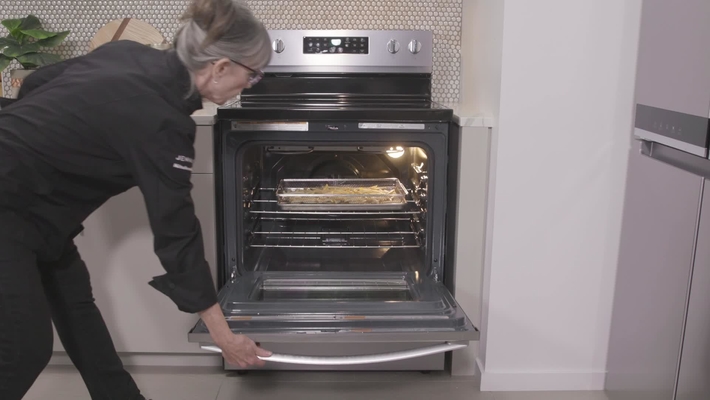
[
  {"left": 214, "top": 29, "right": 451, "bottom": 122},
  {"left": 236, "top": 97, "right": 448, "bottom": 109},
  {"left": 217, "top": 97, "right": 453, "bottom": 121}
]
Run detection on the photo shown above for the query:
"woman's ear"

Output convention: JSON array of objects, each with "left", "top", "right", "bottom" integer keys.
[{"left": 211, "top": 58, "right": 232, "bottom": 80}]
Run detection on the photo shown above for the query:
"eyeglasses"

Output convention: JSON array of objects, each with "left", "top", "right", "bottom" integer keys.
[
  {"left": 230, "top": 59, "right": 264, "bottom": 86},
  {"left": 211, "top": 59, "right": 265, "bottom": 86}
]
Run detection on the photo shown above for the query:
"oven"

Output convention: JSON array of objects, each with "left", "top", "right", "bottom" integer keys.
[{"left": 189, "top": 30, "right": 478, "bottom": 371}]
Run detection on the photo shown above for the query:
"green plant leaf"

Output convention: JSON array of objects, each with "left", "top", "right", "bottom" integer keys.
[
  {"left": 0, "top": 37, "right": 18, "bottom": 49},
  {"left": 0, "top": 54, "right": 11, "bottom": 71},
  {"left": 17, "top": 52, "right": 62, "bottom": 68},
  {"left": 18, "top": 15, "right": 41, "bottom": 32},
  {"left": 2, "top": 43, "right": 40, "bottom": 58},
  {"left": 1, "top": 18, "right": 23, "bottom": 34},
  {"left": 36, "top": 31, "right": 70, "bottom": 48},
  {"left": 20, "top": 29, "right": 57, "bottom": 40},
  {"left": 7, "top": 15, "right": 42, "bottom": 45}
]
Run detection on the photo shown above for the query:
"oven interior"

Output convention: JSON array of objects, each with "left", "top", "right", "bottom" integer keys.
[{"left": 235, "top": 144, "right": 433, "bottom": 291}]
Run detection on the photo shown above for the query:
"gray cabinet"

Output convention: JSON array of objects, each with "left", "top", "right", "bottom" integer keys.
[
  {"left": 634, "top": 0, "right": 710, "bottom": 117},
  {"left": 62, "top": 174, "right": 216, "bottom": 353},
  {"left": 606, "top": 0, "right": 710, "bottom": 397},
  {"left": 675, "top": 182, "right": 710, "bottom": 400},
  {"left": 193, "top": 125, "right": 214, "bottom": 174},
  {"left": 605, "top": 147, "right": 703, "bottom": 400},
  {"left": 450, "top": 126, "right": 491, "bottom": 376},
  {"left": 608, "top": 141, "right": 710, "bottom": 400},
  {"left": 52, "top": 126, "right": 216, "bottom": 354}
]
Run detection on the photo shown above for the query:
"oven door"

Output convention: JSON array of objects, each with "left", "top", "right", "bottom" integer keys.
[
  {"left": 188, "top": 271, "right": 477, "bottom": 367},
  {"left": 188, "top": 122, "right": 476, "bottom": 368}
]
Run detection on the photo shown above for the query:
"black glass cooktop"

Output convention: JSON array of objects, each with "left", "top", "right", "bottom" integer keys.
[
  {"left": 236, "top": 98, "right": 448, "bottom": 109},
  {"left": 217, "top": 96, "right": 453, "bottom": 121}
]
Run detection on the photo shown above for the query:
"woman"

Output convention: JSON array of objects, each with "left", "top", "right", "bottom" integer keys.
[{"left": 0, "top": 0, "right": 272, "bottom": 398}]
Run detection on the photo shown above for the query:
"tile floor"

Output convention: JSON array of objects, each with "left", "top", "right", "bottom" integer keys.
[{"left": 23, "top": 366, "right": 613, "bottom": 400}]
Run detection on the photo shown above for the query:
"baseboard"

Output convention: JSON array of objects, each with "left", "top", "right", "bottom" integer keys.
[
  {"left": 476, "top": 356, "right": 485, "bottom": 377},
  {"left": 49, "top": 352, "right": 223, "bottom": 367},
  {"left": 476, "top": 358, "right": 605, "bottom": 391}
]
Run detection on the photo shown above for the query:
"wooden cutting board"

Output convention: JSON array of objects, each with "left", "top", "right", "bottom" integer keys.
[{"left": 89, "top": 18, "right": 166, "bottom": 51}]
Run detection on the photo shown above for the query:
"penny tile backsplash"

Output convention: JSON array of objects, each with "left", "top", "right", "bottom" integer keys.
[{"left": 1, "top": 0, "right": 462, "bottom": 102}]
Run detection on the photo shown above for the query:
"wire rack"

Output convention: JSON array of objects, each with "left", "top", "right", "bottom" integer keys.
[
  {"left": 248, "top": 217, "right": 422, "bottom": 249},
  {"left": 246, "top": 187, "right": 425, "bottom": 249}
]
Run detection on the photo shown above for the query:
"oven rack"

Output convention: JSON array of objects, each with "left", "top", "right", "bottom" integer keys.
[
  {"left": 247, "top": 217, "right": 423, "bottom": 249},
  {"left": 249, "top": 188, "right": 423, "bottom": 216}
]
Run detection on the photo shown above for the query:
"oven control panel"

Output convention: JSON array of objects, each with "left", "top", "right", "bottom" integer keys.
[
  {"left": 265, "top": 30, "right": 433, "bottom": 74},
  {"left": 304, "top": 36, "right": 369, "bottom": 54}
]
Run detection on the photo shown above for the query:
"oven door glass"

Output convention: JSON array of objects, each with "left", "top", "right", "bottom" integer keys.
[
  {"left": 189, "top": 270, "right": 477, "bottom": 358},
  {"left": 190, "top": 271, "right": 476, "bottom": 340}
]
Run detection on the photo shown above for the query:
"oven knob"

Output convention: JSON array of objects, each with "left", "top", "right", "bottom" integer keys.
[
  {"left": 272, "top": 39, "right": 285, "bottom": 53},
  {"left": 387, "top": 39, "right": 400, "bottom": 54},
  {"left": 408, "top": 39, "right": 422, "bottom": 54}
]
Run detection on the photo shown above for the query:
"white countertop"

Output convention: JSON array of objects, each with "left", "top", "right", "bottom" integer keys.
[
  {"left": 443, "top": 102, "right": 495, "bottom": 128},
  {"left": 191, "top": 101, "right": 218, "bottom": 125},
  {"left": 192, "top": 101, "right": 495, "bottom": 128}
]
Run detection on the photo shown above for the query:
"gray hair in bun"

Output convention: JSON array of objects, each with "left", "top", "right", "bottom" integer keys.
[{"left": 174, "top": 0, "right": 271, "bottom": 93}]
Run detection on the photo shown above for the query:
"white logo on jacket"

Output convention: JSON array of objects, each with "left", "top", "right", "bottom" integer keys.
[
  {"left": 175, "top": 155, "right": 194, "bottom": 163},
  {"left": 173, "top": 155, "right": 194, "bottom": 171}
]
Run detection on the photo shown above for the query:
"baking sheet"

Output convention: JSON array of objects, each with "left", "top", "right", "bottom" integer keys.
[{"left": 276, "top": 178, "right": 408, "bottom": 211}]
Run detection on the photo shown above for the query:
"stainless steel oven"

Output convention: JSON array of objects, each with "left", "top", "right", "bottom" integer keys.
[{"left": 189, "top": 30, "right": 478, "bottom": 371}]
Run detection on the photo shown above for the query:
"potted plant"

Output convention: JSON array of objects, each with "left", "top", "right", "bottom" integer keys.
[{"left": 0, "top": 15, "right": 70, "bottom": 97}]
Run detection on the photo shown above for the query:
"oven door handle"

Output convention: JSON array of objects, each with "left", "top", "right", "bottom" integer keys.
[
  {"left": 266, "top": 146, "right": 315, "bottom": 155},
  {"left": 200, "top": 342, "right": 467, "bottom": 366}
]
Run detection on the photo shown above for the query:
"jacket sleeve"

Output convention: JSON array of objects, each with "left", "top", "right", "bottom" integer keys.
[
  {"left": 124, "top": 125, "right": 218, "bottom": 313},
  {"left": 18, "top": 58, "right": 79, "bottom": 99},
  {"left": 0, "top": 97, "right": 17, "bottom": 109}
]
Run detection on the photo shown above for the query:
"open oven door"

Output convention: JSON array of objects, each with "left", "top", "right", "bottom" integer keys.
[{"left": 188, "top": 271, "right": 478, "bottom": 369}]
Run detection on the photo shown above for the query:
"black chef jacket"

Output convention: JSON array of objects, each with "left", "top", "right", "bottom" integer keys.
[{"left": 0, "top": 40, "right": 218, "bottom": 314}]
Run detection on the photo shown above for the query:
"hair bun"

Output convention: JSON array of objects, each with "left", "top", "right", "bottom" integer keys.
[{"left": 182, "top": 0, "right": 238, "bottom": 47}]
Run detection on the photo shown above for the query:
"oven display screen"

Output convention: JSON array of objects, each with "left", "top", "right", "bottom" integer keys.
[{"left": 303, "top": 36, "right": 369, "bottom": 54}]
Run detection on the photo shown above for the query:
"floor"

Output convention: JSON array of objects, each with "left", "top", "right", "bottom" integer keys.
[{"left": 24, "top": 366, "right": 613, "bottom": 400}]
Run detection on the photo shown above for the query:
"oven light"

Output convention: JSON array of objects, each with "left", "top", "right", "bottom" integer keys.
[{"left": 386, "top": 146, "right": 405, "bottom": 158}]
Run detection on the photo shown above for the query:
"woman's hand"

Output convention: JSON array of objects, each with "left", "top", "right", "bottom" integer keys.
[
  {"left": 214, "top": 333, "right": 271, "bottom": 368},
  {"left": 198, "top": 303, "right": 272, "bottom": 368}
]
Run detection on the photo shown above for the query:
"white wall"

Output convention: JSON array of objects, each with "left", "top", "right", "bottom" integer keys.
[
  {"left": 476, "top": 0, "right": 642, "bottom": 391},
  {"left": 460, "top": 0, "right": 504, "bottom": 114}
]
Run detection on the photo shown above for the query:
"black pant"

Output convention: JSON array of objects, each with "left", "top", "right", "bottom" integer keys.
[{"left": 0, "top": 236, "right": 145, "bottom": 399}]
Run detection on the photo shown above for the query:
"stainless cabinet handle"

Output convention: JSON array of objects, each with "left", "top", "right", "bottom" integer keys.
[{"left": 200, "top": 342, "right": 466, "bottom": 366}]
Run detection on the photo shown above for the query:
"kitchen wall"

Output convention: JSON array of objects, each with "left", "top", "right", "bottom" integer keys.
[
  {"left": 460, "top": 0, "right": 503, "bottom": 115},
  {"left": 471, "top": 0, "right": 643, "bottom": 391},
  {"left": 0, "top": 0, "right": 462, "bottom": 103}
]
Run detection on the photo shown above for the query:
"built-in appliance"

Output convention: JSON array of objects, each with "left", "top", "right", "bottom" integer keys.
[
  {"left": 606, "top": 1, "right": 710, "bottom": 399},
  {"left": 187, "top": 30, "right": 478, "bottom": 371}
]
